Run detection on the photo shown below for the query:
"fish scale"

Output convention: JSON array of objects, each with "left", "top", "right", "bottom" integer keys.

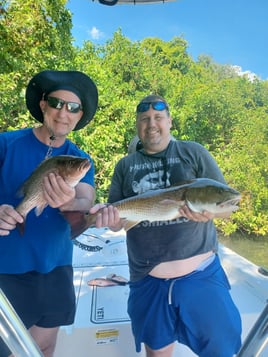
[{"left": 117, "top": 197, "right": 183, "bottom": 222}]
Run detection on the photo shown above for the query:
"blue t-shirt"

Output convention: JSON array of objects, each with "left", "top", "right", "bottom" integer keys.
[{"left": 0, "top": 128, "right": 94, "bottom": 274}]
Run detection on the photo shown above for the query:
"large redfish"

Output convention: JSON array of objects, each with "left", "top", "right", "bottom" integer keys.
[
  {"left": 62, "top": 178, "right": 241, "bottom": 239},
  {"left": 16, "top": 155, "right": 90, "bottom": 232}
]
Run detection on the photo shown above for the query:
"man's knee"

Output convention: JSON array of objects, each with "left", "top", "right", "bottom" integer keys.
[{"left": 29, "top": 325, "right": 59, "bottom": 357}]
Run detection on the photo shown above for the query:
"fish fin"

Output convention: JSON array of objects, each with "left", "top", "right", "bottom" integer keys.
[
  {"left": 35, "top": 203, "right": 48, "bottom": 216},
  {"left": 171, "top": 179, "right": 196, "bottom": 187},
  {"left": 62, "top": 210, "right": 96, "bottom": 239},
  {"left": 16, "top": 181, "right": 28, "bottom": 198},
  {"left": 122, "top": 220, "right": 140, "bottom": 231},
  {"left": 16, "top": 221, "right": 25, "bottom": 235}
]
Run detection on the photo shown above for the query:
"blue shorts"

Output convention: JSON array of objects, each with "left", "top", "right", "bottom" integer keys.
[
  {"left": 128, "top": 255, "right": 242, "bottom": 357},
  {"left": 0, "top": 265, "right": 75, "bottom": 357}
]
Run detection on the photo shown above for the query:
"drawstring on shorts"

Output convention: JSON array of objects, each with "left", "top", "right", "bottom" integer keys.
[{"left": 167, "top": 254, "right": 216, "bottom": 305}]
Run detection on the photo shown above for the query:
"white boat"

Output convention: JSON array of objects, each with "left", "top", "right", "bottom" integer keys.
[
  {"left": 54, "top": 228, "right": 268, "bottom": 357},
  {"left": 1, "top": 227, "right": 268, "bottom": 356}
]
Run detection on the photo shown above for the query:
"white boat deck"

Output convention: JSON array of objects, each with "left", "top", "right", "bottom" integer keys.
[{"left": 54, "top": 228, "right": 268, "bottom": 357}]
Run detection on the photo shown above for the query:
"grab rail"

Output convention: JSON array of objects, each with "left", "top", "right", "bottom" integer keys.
[
  {"left": 236, "top": 303, "right": 268, "bottom": 357},
  {"left": 0, "top": 288, "right": 43, "bottom": 357}
]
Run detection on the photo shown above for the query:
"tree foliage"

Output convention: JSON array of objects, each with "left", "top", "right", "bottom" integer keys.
[
  {"left": 0, "top": 0, "right": 74, "bottom": 130},
  {"left": 0, "top": 2, "right": 267, "bottom": 236}
]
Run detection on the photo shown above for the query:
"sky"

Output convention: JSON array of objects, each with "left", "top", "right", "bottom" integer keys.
[{"left": 67, "top": 0, "right": 268, "bottom": 80}]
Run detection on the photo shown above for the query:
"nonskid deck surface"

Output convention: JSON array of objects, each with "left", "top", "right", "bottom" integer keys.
[{"left": 55, "top": 228, "right": 268, "bottom": 357}]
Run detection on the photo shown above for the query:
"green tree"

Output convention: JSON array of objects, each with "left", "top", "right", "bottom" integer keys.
[
  {"left": 1, "top": 10, "right": 267, "bottom": 237},
  {"left": 216, "top": 107, "right": 268, "bottom": 236},
  {"left": 0, "top": 0, "right": 74, "bottom": 131}
]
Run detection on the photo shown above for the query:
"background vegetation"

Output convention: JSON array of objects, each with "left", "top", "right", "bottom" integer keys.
[{"left": 1, "top": 0, "right": 267, "bottom": 237}]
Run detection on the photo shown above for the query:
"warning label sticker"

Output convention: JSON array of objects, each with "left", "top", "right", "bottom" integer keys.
[{"left": 95, "top": 329, "right": 119, "bottom": 345}]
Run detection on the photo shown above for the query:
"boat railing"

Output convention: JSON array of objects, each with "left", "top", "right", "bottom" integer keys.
[
  {"left": 0, "top": 288, "right": 43, "bottom": 357},
  {"left": 236, "top": 302, "right": 268, "bottom": 357}
]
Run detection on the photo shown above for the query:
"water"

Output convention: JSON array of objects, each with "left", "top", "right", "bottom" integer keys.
[{"left": 219, "top": 233, "right": 268, "bottom": 270}]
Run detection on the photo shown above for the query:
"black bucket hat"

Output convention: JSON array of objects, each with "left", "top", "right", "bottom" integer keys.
[{"left": 26, "top": 70, "right": 98, "bottom": 130}]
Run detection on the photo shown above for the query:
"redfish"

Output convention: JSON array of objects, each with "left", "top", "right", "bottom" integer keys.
[{"left": 63, "top": 178, "right": 241, "bottom": 239}]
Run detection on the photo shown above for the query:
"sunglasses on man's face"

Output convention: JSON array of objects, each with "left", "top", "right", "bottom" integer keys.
[
  {"left": 136, "top": 101, "right": 169, "bottom": 113},
  {"left": 47, "top": 96, "right": 83, "bottom": 113}
]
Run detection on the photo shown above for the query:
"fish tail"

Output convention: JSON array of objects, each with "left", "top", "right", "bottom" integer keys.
[{"left": 62, "top": 210, "right": 97, "bottom": 239}]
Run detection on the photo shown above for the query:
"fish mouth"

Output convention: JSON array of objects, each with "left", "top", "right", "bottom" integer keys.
[{"left": 217, "top": 196, "right": 241, "bottom": 208}]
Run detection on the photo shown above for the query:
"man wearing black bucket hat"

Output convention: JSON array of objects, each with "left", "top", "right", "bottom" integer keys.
[{"left": 0, "top": 70, "right": 98, "bottom": 356}]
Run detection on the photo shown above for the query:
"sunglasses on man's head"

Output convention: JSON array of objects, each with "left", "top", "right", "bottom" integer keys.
[
  {"left": 47, "top": 96, "right": 83, "bottom": 113},
  {"left": 136, "top": 101, "right": 169, "bottom": 113}
]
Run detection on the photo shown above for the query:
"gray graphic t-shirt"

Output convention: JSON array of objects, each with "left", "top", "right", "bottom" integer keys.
[{"left": 108, "top": 140, "right": 225, "bottom": 281}]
